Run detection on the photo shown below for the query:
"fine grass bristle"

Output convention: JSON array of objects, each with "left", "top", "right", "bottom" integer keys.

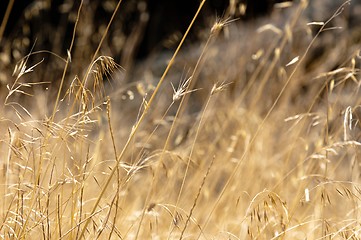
[{"left": 0, "top": 0, "right": 361, "bottom": 239}]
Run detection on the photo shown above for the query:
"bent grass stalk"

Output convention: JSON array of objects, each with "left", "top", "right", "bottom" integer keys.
[
  {"left": 78, "top": 1, "right": 207, "bottom": 238},
  {"left": 178, "top": 82, "right": 228, "bottom": 239},
  {"left": 14, "top": 2, "right": 83, "bottom": 237},
  {"left": 1, "top": 0, "right": 358, "bottom": 238},
  {"left": 119, "top": 15, "right": 229, "bottom": 239},
  {"left": 195, "top": 0, "right": 348, "bottom": 237},
  {"left": 199, "top": 1, "right": 352, "bottom": 237},
  {"left": 132, "top": 2, "right": 209, "bottom": 238},
  {"left": 271, "top": 2, "right": 352, "bottom": 236},
  {"left": 165, "top": 20, "right": 233, "bottom": 237}
]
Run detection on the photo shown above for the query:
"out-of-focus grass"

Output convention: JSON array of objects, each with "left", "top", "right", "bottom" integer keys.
[{"left": 0, "top": 0, "right": 361, "bottom": 239}]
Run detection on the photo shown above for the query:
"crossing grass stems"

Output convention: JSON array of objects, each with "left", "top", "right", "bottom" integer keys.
[{"left": 1, "top": 0, "right": 361, "bottom": 239}]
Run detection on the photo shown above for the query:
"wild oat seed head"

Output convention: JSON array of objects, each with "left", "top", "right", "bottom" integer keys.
[
  {"left": 211, "top": 17, "right": 238, "bottom": 35},
  {"left": 171, "top": 76, "right": 199, "bottom": 102}
]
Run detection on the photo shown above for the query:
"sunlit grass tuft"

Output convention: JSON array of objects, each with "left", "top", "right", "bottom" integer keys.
[{"left": 1, "top": 0, "right": 361, "bottom": 239}]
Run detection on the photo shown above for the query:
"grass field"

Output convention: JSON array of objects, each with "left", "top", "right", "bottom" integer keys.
[{"left": 1, "top": 0, "right": 361, "bottom": 239}]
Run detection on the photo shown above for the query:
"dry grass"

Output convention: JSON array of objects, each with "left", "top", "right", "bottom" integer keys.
[{"left": 1, "top": 0, "right": 361, "bottom": 239}]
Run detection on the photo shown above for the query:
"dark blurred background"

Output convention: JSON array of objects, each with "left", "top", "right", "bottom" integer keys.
[
  {"left": 0, "top": 0, "right": 284, "bottom": 61},
  {"left": 0, "top": 0, "right": 290, "bottom": 99}
]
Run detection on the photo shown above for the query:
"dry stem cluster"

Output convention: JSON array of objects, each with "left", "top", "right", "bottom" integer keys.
[{"left": 0, "top": 0, "right": 361, "bottom": 239}]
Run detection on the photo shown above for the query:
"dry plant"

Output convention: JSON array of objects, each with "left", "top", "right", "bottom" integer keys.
[{"left": 1, "top": 0, "right": 361, "bottom": 239}]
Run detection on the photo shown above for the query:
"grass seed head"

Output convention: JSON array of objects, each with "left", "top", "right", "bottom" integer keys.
[{"left": 211, "top": 17, "right": 238, "bottom": 35}]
